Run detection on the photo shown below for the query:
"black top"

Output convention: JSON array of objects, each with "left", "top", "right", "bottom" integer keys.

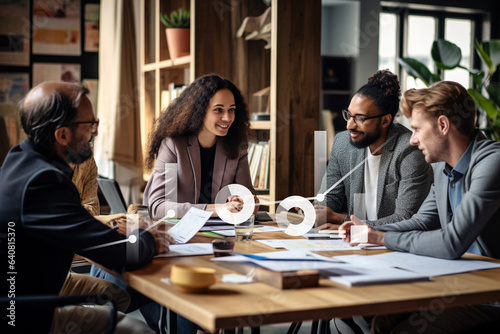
[
  {"left": 0, "top": 139, "right": 157, "bottom": 333},
  {"left": 198, "top": 142, "right": 216, "bottom": 204}
]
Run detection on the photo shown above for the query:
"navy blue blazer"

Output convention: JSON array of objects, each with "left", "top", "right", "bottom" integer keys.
[{"left": 0, "top": 139, "right": 156, "bottom": 333}]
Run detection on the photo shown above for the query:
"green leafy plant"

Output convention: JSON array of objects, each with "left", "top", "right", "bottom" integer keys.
[
  {"left": 160, "top": 8, "right": 190, "bottom": 28},
  {"left": 399, "top": 39, "right": 500, "bottom": 140}
]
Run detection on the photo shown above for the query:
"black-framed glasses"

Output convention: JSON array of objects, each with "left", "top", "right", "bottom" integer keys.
[
  {"left": 342, "top": 109, "right": 387, "bottom": 126},
  {"left": 66, "top": 118, "right": 99, "bottom": 133}
]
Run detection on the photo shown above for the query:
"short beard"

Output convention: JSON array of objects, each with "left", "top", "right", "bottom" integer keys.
[
  {"left": 349, "top": 121, "right": 382, "bottom": 149},
  {"left": 65, "top": 142, "right": 93, "bottom": 165}
]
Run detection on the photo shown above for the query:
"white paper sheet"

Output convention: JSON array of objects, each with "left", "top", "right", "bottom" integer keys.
[
  {"left": 213, "top": 225, "right": 284, "bottom": 237},
  {"left": 256, "top": 239, "right": 287, "bottom": 249},
  {"left": 256, "top": 239, "right": 361, "bottom": 251},
  {"left": 156, "top": 243, "right": 214, "bottom": 258},
  {"left": 212, "top": 250, "right": 343, "bottom": 272},
  {"left": 302, "top": 233, "right": 341, "bottom": 240},
  {"left": 324, "top": 264, "right": 431, "bottom": 286},
  {"left": 167, "top": 208, "right": 212, "bottom": 243},
  {"left": 199, "top": 225, "right": 234, "bottom": 231},
  {"left": 334, "top": 252, "right": 500, "bottom": 277}
]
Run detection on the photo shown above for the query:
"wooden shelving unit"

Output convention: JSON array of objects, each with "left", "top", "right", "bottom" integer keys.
[{"left": 139, "top": 0, "right": 320, "bottom": 213}]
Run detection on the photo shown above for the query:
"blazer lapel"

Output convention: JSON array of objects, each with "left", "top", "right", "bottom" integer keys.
[
  {"left": 349, "top": 147, "right": 365, "bottom": 216},
  {"left": 187, "top": 136, "right": 201, "bottom": 203},
  {"left": 435, "top": 164, "right": 452, "bottom": 227},
  {"left": 377, "top": 150, "right": 391, "bottom": 215},
  {"left": 211, "top": 140, "right": 227, "bottom": 200},
  {"left": 376, "top": 125, "right": 398, "bottom": 216}
]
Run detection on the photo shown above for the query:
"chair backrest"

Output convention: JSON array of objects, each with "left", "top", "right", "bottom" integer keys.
[
  {"left": 0, "top": 295, "right": 117, "bottom": 334},
  {"left": 0, "top": 116, "right": 12, "bottom": 166},
  {"left": 97, "top": 177, "right": 128, "bottom": 214}
]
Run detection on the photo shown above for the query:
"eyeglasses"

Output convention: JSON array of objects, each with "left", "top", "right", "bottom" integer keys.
[
  {"left": 342, "top": 109, "right": 387, "bottom": 126},
  {"left": 66, "top": 118, "right": 99, "bottom": 133}
]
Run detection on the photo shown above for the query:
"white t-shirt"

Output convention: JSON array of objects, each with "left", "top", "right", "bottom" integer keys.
[{"left": 364, "top": 147, "right": 381, "bottom": 221}]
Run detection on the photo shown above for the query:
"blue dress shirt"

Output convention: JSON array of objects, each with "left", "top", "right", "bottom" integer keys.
[{"left": 443, "top": 141, "right": 482, "bottom": 255}]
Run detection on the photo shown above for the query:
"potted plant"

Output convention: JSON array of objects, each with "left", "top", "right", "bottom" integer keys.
[
  {"left": 399, "top": 39, "right": 500, "bottom": 140},
  {"left": 160, "top": 8, "right": 190, "bottom": 60}
]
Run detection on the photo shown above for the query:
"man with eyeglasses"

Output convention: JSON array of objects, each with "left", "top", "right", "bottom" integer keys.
[
  {"left": 314, "top": 69, "right": 434, "bottom": 333},
  {"left": 339, "top": 80, "right": 500, "bottom": 333},
  {"left": 315, "top": 69, "right": 433, "bottom": 229},
  {"left": 68, "top": 118, "right": 100, "bottom": 215},
  {"left": 0, "top": 81, "right": 173, "bottom": 333}
]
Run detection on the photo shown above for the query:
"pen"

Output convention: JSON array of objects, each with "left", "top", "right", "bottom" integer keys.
[
  {"left": 200, "top": 231, "right": 225, "bottom": 238},
  {"left": 234, "top": 253, "right": 325, "bottom": 261}
]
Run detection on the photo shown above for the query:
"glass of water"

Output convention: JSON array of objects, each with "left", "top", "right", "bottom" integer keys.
[{"left": 234, "top": 215, "right": 255, "bottom": 241}]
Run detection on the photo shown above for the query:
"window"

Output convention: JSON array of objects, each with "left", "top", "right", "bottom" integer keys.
[
  {"left": 379, "top": 12, "right": 398, "bottom": 74},
  {"left": 444, "top": 18, "right": 473, "bottom": 86},
  {"left": 378, "top": 4, "right": 487, "bottom": 91},
  {"left": 406, "top": 15, "right": 437, "bottom": 89}
]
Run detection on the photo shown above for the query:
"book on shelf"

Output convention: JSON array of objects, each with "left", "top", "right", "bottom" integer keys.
[
  {"left": 247, "top": 142, "right": 256, "bottom": 165},
  {"left": 249, "top": 142, "right": 263, "bottom": 186},
  {"left": 246, "top": 141, "right": 269, "bottom": 190},
  {"left": 263, "top": 140, "right": 270, "bottom": 190},
  {"left": 257, "top": 142, "right": 269, "bottom": 189},
  {"left": 160, "top": 83, "right": 187, "bottom": 113},
  {"left": 160, "top": 90, "right": 170, "bottom": 113}
]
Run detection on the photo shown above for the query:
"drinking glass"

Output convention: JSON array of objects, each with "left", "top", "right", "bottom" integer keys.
[
  {"left": 234, "top": 215, "right": 255, "bottom": 241},
  {"left": 212, "top": 240, "right": 234, "bottom": 257}
]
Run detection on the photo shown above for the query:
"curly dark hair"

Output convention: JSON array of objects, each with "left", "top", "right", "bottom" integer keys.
[
  {"left": 355, "top": 69, "right": 401, "bottom": 122},
  {"left": 146, "top": 74, "right": 250, "bottom": 170}
]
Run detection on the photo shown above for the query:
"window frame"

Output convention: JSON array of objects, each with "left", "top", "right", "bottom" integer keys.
[{"left": 380, "top": 3, "right": 488, "bottom": 90}]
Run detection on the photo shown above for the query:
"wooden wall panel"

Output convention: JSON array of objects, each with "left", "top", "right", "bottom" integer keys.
[
  {"left": 274, "top": 0, "right": 321, "bottom": 200},
  {"left": 194, "top": 0, "right": 270, "bottom": 114}
]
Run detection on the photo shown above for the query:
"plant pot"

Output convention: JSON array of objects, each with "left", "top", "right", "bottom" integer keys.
[{"left": 165, "top": 28, "right": 190, "bottom": 60}]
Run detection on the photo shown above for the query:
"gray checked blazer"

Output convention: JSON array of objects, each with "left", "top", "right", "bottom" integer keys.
[{"left": 318, "top": 123, "right": 433, "bottom": 226}]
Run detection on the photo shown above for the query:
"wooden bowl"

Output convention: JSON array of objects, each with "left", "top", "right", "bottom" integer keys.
[{"left": 170, "top": 264, "right": 216, "bottom": 293}]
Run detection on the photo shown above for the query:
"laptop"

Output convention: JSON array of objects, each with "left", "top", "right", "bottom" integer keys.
[{"left": 97, "top": 177, "right": 128, "bottom": 214}]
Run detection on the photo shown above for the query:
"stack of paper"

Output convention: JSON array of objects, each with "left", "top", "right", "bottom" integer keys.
[
  {"left": 322, "top": 265, "right": 431, "bottom": 286},
  {"left": 334, "top": 252, "right": 500, "bottom": 277}
]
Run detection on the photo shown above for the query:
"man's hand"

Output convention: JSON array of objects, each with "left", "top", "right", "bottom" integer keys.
[
  {"left": 132, "top": 216, "right": 176, "bottom": 255},
  {"left": 314, "top": 205, "right": 346, "bottom": 227},
  {"left": 150, "top": 228, "right": 175, "bottom": 255},
  {"left": 339, "top": 215, "right": 385, "bottom": 246},
  {"left": 111, "top": 216, "right": 129, "bottom": 235}
]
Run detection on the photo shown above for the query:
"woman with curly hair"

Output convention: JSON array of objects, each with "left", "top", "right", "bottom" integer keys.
[
  {"left": 143, "top": 73, "right": 258, "bottom": 220},
  {"left": 92, "top": 74, "right": 258, "bottom": 334}
]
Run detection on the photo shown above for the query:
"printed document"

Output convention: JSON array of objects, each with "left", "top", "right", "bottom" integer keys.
[
  {"left": 334, "top": 252, "right": 500, "bottom": 277},
  {"left": 167, "top": 207, "right": 212, "bottom": 243}
]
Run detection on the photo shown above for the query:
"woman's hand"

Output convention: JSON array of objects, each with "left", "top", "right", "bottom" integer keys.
[
  {"left": 226, "top": 195, "right": 244, "bottom": 213},
  {"left": 253, "top": 195, "right": 260, "bottom": 216}
]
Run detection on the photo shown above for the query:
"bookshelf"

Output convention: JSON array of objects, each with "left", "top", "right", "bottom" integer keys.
[{"left": 139, "top": 0, "right": 320, "bottom": 213}]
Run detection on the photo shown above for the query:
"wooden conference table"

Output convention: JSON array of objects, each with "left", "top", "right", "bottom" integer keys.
[{"left": 113, "top": 226, "right": 500, "bottom": 332}]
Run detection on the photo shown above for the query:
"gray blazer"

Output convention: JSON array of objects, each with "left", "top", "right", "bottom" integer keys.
[
  {"left": 318, "top": 123, "right": 433, "bottom": 225},
  {"left": 377, "top": 132, "right": 500, "bottom": 260},
  {"left": 143, "top": 135, "right": 255, "bottom": 219}
]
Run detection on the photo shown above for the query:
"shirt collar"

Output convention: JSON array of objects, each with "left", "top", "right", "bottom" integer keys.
[{"left": 443, "top": 136, "right": 474, "bottom": 182}]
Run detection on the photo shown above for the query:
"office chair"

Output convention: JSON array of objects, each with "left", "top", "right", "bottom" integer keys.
[{"left": 0, "top": 294, "right": 117, "bottom": 334}]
